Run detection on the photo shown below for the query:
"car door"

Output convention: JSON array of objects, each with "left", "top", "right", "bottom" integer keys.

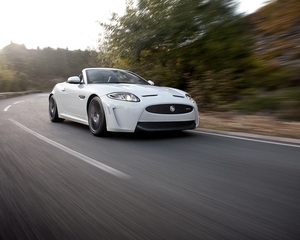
[
  {"left": 54, "top": 82, "right": 67, "bottom": 114},
  {"left": 60, "top": 82, "right": 79, "bottom": 117}
]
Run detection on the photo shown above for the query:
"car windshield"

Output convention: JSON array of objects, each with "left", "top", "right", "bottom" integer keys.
[{"left": 86, "top": 69, "right": 150, "bottom": 85}]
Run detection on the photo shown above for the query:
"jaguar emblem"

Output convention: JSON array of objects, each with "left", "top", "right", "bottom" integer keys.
[{"left": 170, "top": 105, "right": 175, "bottom": 112}]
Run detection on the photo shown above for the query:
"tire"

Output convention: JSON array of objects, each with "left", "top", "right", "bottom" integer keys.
[
  {"left": 49, "top": 95, "right": 64, "bottom": 122},
  {"left": 88, "top": 97, "right": 107, "bottom": 136}
]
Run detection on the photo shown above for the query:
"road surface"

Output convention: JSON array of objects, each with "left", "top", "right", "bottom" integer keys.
[{"left": 1, "top": 93, "right": 300, "bottom": 239}]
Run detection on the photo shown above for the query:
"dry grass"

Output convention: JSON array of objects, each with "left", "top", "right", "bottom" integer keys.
[{"left": 199, "top": 112, "right": 300, "bottom": 139}]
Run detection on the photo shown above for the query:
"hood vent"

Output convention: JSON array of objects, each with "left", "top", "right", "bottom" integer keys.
[
  {"left": 142, "top": 94, "right": 158, "bottom": 97},
  {"left": 141, "top": 94, "right": 184, "bottom": 98},
  {"left": 173, "top": 95, "right": 184, "bottom": 98}
]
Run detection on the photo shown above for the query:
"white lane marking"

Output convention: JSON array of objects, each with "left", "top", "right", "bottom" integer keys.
[
  {"left": 4, "top": 101, "right": 24, "bottom": 112},
  {"left": 13, "top": 100, "right": 24, "bottom": 104},
  {"left": 192, "top": 130, "right": 300, "bottom": 148},
  {"left": 4, "top": 105, "right": 11, "bottom": 112},
  {"left": 9, "top": 119, "right": 131, "bottom": 179}
]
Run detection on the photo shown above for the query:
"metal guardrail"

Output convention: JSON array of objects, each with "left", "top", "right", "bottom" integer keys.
[{"left": 0, "top": 90, "right": 42, "bottom": 100}]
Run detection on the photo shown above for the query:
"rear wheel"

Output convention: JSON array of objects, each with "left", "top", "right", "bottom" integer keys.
[
  {"left": 49, "top": 95, "right": 64, "bottom": 122},
  {"left": 88, "top": 97, "right": 107, "bottom": 136}
]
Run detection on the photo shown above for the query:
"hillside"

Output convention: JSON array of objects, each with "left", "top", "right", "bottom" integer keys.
[
  {"left": 248, "top": 0, "right": 300, "bottom": 79},
  {"left": 224, "top": 0, "right": 300, "bottom": 121},
  {"left": 0, "top": 44, "right": 98, "bottom": 92}
]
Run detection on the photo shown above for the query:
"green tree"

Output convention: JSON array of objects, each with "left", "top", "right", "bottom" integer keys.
[
  {"left": 99, "top": 0, "right": 254, "bottom": 93},
  {"left": 0, "top": 54, "right": 15, "bottom": 92},
  {"left": 1, "top": 43, "right": 99, "bottom": 91}
]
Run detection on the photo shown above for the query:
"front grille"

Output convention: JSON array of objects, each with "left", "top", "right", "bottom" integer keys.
[
  {"left": 146, "top": 104, "right": 193, "bottom": 114},
  {"left": 136, "top": 121, "right": 196, "bottom": 132}
]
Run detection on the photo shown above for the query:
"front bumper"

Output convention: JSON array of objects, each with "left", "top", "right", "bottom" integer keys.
[{"left": 102, "top": 96, "right": 199, "bottom": 132}]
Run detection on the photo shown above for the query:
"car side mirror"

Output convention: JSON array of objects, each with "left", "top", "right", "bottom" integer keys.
[
  {"left": 67, "top": 76, "right": 81, "bottom": 84},
  {"left": 148, "top": 80, "right": 154, "bottom": 85}
]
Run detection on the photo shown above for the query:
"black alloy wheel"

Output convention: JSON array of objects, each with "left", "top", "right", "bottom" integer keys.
[
  {"left": 88, "top": 97, "right": 107, "bottom": 136},
  {"left": 49, "top": 95, "right": 64, "bottom": 122}
]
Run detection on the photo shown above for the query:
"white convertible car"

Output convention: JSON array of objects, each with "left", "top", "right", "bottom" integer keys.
[{"left": 49, "top": 68, "right": 199, "bottom": 136}]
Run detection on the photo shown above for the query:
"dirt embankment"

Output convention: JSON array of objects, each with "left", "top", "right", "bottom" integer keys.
[{"left": 199, "top": 112, "right": 300, "bottom": 140}]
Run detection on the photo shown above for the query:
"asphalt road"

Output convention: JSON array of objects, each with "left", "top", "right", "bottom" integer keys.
[{"left": 1, "top": 93, "right": 300, "bottom": 240}]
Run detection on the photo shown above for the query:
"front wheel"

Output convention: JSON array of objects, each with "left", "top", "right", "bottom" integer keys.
[
  {"left": 49, "top": 95, "right": 64, "bottom": 122},
  {"left": 88, "top": 97, "right": 107, "bottom": 136}
]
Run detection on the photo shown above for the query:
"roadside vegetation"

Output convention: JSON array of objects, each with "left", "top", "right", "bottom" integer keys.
[
  {"left": 0, "top": 0, "right": 299, "bottom": 121},
  {"left": 0, "top": 44, "right": 98, "bottom": 92}
]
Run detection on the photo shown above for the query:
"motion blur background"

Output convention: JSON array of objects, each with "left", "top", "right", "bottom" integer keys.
[
  {"left": 1, "top": 2, "right": 300, "bottom": 239},
  {"left": 1, "top": 0, "right": 300, "bottom": 121}
]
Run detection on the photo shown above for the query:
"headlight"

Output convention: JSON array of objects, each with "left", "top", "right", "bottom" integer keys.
[
  {"left": 107, "top": 92, "right": 140, "bottom": 102},
  {"left": 185, "top": 93, "right": 195, "bottom": 102}
]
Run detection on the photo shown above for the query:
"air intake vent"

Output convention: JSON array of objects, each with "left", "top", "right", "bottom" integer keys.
[
  {"left": 146, "top": 104, "right": 193, "bottom": 114},
  {"left": 136, "top": 121, "right": 196, "bottom": 131}
]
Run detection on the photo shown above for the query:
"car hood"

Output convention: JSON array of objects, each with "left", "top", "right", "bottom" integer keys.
[{"left": 93, "top": 84, "right": 187, "bottom": 98}]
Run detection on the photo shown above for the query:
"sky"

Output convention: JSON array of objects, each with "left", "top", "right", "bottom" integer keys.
[{"left": 0, "top": 0, "right": 268, "bottom": 51}]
